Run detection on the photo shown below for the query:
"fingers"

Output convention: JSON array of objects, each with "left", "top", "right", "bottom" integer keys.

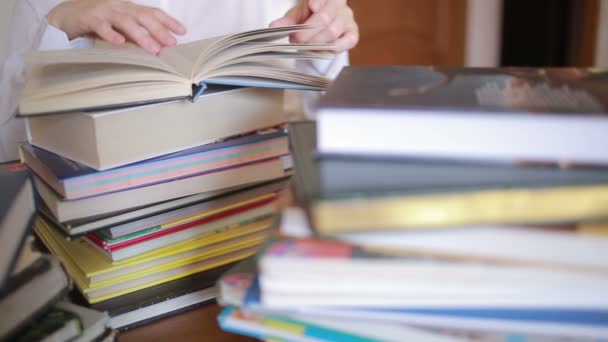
[
  {"left": 331, "top": 30, "right": 359, "bottom": 52},
  {"left": 48, "top": 0, "right": 185, "bottom": 54},
  {"left": 291, "top": 0, "right": 340, "bottom": 43},
  {"left": 269, "top": 1, "right": 312, "bottom": 28},
  {"left": 137, "top": 10, "right": 177, "bottom": 47},
  {"left": 149, "top": 8, "right": 186, "bottom": 35},
  {"left": 111, "top": 14, "right": 161, "bottom": 54},
  {"left": 93, "top": 21, "right": 126, "bottom": 45},
  {"left": 277, "top": 0, "right": 359, "bottom": 52}
]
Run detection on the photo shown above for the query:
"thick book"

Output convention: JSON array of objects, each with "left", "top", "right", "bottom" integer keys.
[
  {"left": 35, "top": 157, "right": 285, "bottom": 222},
  {"left": 39, "top": 177, "right": 288, "bottom": 237},
  {"left": 244, "top": 276, "right": 608, "bottom": 340},
  {"left": 289, "top": 121, "right": 608, "bottom": 233},
  {"left": 26, "top": 86, "right": 286, "bottom": 170},
  {"left": 220, "top": 256, "right": 608, "bottom": 340},
  {"left": 280, "top": 207, "right": 608, "bottom": 276},
  {"left": 0, "top": 256, "right": 71, "bottom": 339},
  {"left": 34, "top": 217, "right": 262, "bottom": 304},
  {"left": 90, "top": 263, "right": 234, "bottom": 330},
  {"left": 35, "top": 215, "right": 271, "bottom": 288},
  {"left": 0, "top": 163, "right": 36, "bottom": 290},
  {"left": 316, "top": 66, "right": 608, "bottom": 165},
  {"left": 19, "top": 25, "right": 331, "bottom": 115},
  {"left": 257, "top": 236, "right": 608, "bottom": 309},
  {"left": 20, "top": 128, "right": 288, "bottom": 200},
  {"left": 83, "top": 195, "right": 277, "bottom": 261}
]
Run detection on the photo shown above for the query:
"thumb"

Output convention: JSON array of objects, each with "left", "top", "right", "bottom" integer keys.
[{"left": 269, "top": 1, "right": 311, "bottom": 27}]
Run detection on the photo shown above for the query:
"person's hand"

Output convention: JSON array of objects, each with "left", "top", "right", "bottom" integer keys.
[
  {"left": 47, "top": 0, "right": 186, "bottom": 54},
  {"left": 269, "top": 0, "right": 359, "bottom": 52}
]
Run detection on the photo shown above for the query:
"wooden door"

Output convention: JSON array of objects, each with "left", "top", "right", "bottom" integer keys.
[{"left": 348, "top": 0, "right": 467, "bottom": 66}]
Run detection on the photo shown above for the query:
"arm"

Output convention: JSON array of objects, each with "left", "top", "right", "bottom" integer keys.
[{"left": 0, "top": 0, "right": 53, "bottom": 162}]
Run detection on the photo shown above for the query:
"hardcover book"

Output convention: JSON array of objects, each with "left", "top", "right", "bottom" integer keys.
[
  {"left": 316, "top": 66, "right": 608, "bottom": 165},
  {"left": 21, "top": 128, "right": 288, "bottom": 200},
  {"left": 0, "top": 256, "right": 71, "bottom": 339},
  {"left": 26, "top": 86, "right": 286, "bottom": 170},
  {"left": 0, "top": 163, "right": 36, "bottom": 290},
  {"left": 90, "top": 263, "right": 233, "bottom": 330},
  {"left": 220, "top": 255, "right": 608, "bottom": 340},
  {"left": 289, "top": 122, "right": 608, "bottom": 233},
  {"left": 35, "top": 157, "right": 285, "bottom": 223},
  {"left": 19, "top": 25, "right": 332, "bottom": 115}
]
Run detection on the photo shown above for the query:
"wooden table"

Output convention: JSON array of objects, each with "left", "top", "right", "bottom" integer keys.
[{"left": 118, "top": 304, "right": 256, "bottom": 342}]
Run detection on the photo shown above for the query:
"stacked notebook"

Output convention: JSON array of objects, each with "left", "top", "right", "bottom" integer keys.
[
  {"left": 0, "top": 162, "right": 112, "bottom": 341},
  {"left": 217, "top": 66, "right": 608, "bottom": 341},
  {"left": 17, "top": 25, "right": 334, "bottom": 330}
]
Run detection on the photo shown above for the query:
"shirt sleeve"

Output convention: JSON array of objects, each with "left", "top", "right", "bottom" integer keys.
[{"left": 0, "top": 0, "right": 93, "bottom": 162}]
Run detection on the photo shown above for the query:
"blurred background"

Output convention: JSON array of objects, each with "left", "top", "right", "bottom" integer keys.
[{"left": 1, "top": 0, "right": 606, "bottom": 67}]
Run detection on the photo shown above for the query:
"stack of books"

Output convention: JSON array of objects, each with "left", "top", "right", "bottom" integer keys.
[
  {"left": 1, "top": 163, "right": 113, "bottom": 341},
  {"left": 17, "top": 25, "right": 334, "bottom": 330},
  {"left": 217, "top": 66, "right": 608, "bottom": 341}
]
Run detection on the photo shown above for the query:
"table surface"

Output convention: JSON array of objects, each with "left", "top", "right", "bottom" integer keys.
[{"left": 118, "top": 304, "right": 256, "bottom": 342}]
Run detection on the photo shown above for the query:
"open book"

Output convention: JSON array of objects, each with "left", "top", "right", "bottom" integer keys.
[{"left": 19, "top": 25, "right": 333, "bottom": 115}]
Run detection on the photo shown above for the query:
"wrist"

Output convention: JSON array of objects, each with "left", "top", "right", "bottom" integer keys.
[{"left": 46, "top": 3, "right": 79, "bottom": 40}]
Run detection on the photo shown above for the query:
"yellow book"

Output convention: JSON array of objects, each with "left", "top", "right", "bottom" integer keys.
[
  {"left": 35, "top": 217, "right": 268, "bottom": 303},
  {"left": 312, "top": 185, "right": 608, "bottom": 234}
]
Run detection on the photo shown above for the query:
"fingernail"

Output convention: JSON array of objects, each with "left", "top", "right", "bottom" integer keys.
[
  {"left": 148, "top": 43, "right": 160, "bottom": 54},
  {"left": 270, "top": 18, "right": 283, "bottom": 27}
]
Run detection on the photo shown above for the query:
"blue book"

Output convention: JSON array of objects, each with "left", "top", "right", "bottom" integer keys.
[
  {"left": 20, "top": 129, "right": 287, "bottom": 201},
  {"left": 243, "top": 276, "right": 608, "bottom": 340}
]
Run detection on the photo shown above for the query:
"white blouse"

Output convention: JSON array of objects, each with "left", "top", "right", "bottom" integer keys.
[{"left": 0, "top": 0, "right": 348, "bottom": 162}]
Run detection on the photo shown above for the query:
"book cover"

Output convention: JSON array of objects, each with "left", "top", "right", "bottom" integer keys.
[
  {"left": 0, "top": 256, "right": 71, "bottom": 339},
  {"left": 35, "top": 157, "right": 286, "bottom": 223},
  {"left": 21, "top": 128, "right": 288, "bottom": 200},
  {"left": 0, "top": 163, "right": 37, "bottom": 291},
  {"left": 289, "top": 122, "right": 608, "bottom": 233},
  {"left": 90, "top": 263, "right": 233, "bottom": 316},
  {"left": 241, "top": 271, "right": 608, "bottom": 339},
  {"left": 218, "top": 256, "right": 608, "bottom": 340},
  {"left": 83, "top": 201, "right": 277, "bottom": 262},
  {"left": 34, "top": 215, "right": 270, "bottom": 288},
  {"left": 319, "top": 66, "right": 608, "bottom": 113},
  {"left": 316, "top": 66, "right": 608, "bottom": 164},
  {"left": 87, "top": 193, "right": 277, "bottom": 251},
  {"left": 38, "top": 176, "right": 287, "bottom": 236}
]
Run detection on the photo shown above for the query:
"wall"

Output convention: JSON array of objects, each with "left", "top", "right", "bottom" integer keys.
[
  {"left": 465, "top": 0, "right": 502, "bottom": 67},
  {"left": 596, "top": 0, "right": 608, "bottom": 67}
]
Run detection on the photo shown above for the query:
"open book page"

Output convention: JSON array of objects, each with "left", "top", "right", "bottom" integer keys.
[
  {"left": 195, "top": 42, "right": 333, "bottom": 78},
  {"left": 27, "top": 45, "right": 180, "bottom": 75},
  {"left": 202, "top": 62, "right": 330, "bottom": 89},
  {"left": 158, "top": 36, "right": 225, "bottom": 79},
  {"left": 23, "top": 63, "right": 187, "bottom": 99},
  {"left": 191, "top": 25, "right": 326, "bottom": 77},
  {"left": 19, "top": 25, "right": 335, "bottom": 115}
]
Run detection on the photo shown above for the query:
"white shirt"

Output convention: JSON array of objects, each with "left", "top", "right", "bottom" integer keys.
[{"left": 0, "top": 0, "right": 348, "bottom": 162}]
